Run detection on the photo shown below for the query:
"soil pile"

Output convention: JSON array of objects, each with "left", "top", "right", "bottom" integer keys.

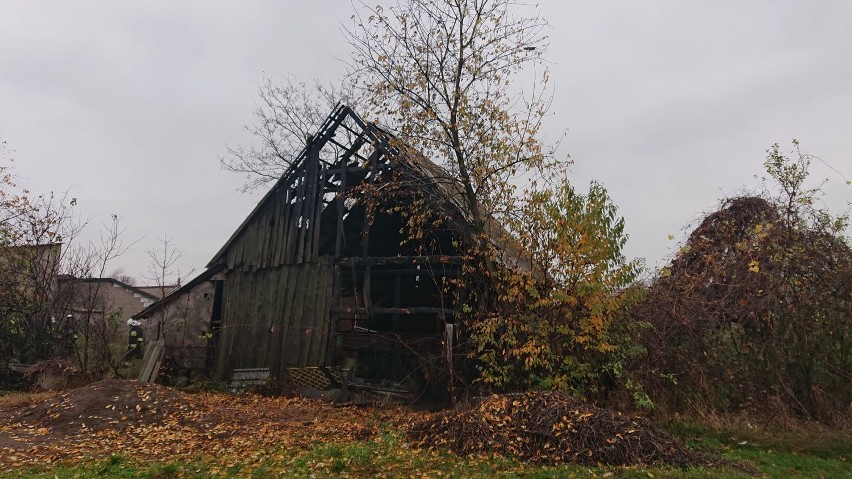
[
  {"left": 9, "top": 379, "right": 181, "bottom": 436},
  {"left": 408, "top": 391, "right": 708, "bottom": 467}
]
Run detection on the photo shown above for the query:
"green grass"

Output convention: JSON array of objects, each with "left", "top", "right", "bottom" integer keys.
[
  {"left": 664, "top": 420, "right": 852, "bottom": 479},
  {"left": 2, "top": 425, "right": 849, "bottom": 478}
]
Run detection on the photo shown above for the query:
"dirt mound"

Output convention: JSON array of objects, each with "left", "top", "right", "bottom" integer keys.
[
  {"left": 408, "top": 391, "right": 708, "bottom": 467},
  {"left": 10, "top": 379, "right": 182, "bottom": 436}
]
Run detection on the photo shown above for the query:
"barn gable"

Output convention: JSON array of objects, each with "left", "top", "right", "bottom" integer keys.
[{"left": 195, "top": 104, "right": 473, "bottom": 392}]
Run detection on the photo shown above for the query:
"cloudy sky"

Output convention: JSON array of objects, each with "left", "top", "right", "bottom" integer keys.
[{"left": 1, "top": 1, "right": 850, "bottom": 282}]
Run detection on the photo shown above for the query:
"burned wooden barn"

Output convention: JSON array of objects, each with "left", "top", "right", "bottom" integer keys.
[{"left": 141, "top": 105, "right": 480, "bottom": 398}]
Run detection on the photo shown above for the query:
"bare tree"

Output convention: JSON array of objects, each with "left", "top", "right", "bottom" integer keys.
[
  {"left": 143, "top": 235, "right": 192, "bottom": 340},
  {"left": 2, "top": 144, "right": 77, "bottom": 364},
  {"left": 220, "top": 75, "right": 359, "bottom": 192},
  {"left": 1, "top": 146, "right": 137, "bottom": 376},
  {"left": 0, "top": 188, "right": 84, "bottom": 364},
  {"left": 0, "top": 191, "right": 133, "bottom": 375},
  {"left": 347, "top": 0, "right": 563, "bottom": 270},
  {"left": 64, "top": 215, "right": 135, "bottom": 376}
]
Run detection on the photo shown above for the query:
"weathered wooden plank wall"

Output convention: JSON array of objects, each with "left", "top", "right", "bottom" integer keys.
[
  {"left": 224, "top": 147, "right": 326, "bottom": 271},
  {"left": 216, "top": 261, "right": 334, "bottom": 380}
]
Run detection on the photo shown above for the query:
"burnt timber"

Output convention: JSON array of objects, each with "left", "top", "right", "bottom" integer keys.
[{"left": 141, "top": 104, "right": 480, "bottom": 399}]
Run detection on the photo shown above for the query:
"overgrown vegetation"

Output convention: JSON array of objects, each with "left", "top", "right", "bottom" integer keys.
[{"left": 632, "top": 140, "right": 851, "bottom": 421}]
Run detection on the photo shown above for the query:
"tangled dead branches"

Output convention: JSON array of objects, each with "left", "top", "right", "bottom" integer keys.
[
  {"left": 632, "top": 194, "right": 852, "bottom": 421},
  {"left": 408, "top": 391, "right": 711, "bottom": 467}
]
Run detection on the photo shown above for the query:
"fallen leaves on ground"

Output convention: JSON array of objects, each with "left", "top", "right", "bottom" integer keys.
[
  {"left": 0, "top": 379, "right": 417, "bottom": 471},
  {"left": 1, "top": 381, "right": 723, "bottom": 473}
]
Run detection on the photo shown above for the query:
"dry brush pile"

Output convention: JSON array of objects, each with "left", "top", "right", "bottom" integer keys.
[{"left": 408, "top": 391, "right": 710, "bottom": 467}]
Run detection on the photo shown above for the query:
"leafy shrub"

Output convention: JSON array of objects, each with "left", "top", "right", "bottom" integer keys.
[{"left": 470, "top": 181, "right": 645, "bottom": 402}]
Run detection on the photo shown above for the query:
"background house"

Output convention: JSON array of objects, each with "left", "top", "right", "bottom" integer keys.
[
  {"left": 133, "top": 267, "right": 224, "bottom": 375},
  {"left": 60, "top": 277, "right": 162, "bottom": 318}
]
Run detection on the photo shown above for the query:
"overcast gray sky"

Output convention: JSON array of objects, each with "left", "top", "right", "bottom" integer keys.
[{"left": 1, "top": 1, "right": 850, "bottom": 282}]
